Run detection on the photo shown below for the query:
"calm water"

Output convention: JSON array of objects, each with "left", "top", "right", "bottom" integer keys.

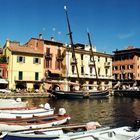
[{"left": 23, "top": 96, "right": 140, "bottom": 127}]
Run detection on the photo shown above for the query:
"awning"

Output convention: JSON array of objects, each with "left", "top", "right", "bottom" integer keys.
[{"left": 0, "top": 79, "right": 8, "bottom": 84}]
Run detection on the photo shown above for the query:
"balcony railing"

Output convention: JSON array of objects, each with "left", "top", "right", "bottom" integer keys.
[
  {"left": 45, "top": 54, "right": 52, "bottom": 59},
  {"left": 56, "top": 55, "right": 63, "bottom": 61}
]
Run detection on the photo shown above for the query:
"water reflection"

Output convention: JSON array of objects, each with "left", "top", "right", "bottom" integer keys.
[{"left": 24, "top": 97, "right": 140, "bottom": 127}]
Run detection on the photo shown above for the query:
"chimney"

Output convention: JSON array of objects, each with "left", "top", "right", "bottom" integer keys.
[
  {"left": 6, "top": 38, "right": 10, "bottom": 47},
  {"left": 51, "top": 37, "right": 54, "bottom": 41},
  {"left": 39, "top": 33, "right": 43, "bottom": 39}
]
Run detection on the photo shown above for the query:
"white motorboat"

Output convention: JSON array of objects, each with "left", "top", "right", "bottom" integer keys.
[{"left": 0, "top": 103, "right": 54, "bottom": 119}]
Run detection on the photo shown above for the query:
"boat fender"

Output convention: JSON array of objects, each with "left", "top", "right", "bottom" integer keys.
[
  {"left": 16, "top": 98, "right": 22, "bottom": 102},
  {"left": 58, "top": 108, "right": 66, "bottom": 116},
  {"left": 86, "top": 122, "right": 101, "bottom": 130},
  {"left": 44, "top": 103, "right": 51, "bottom": 110}
]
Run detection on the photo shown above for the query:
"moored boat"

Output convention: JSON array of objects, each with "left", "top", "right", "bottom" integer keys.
[
  {"left": 3, "top": 120, "right": 140, "bottom": 140},
  {"left": 50, "top": 90, "right": 109, "bottom": 99},
  {"left": 2, "top": 121, "right": 103, "bottom": 140},
  {"left": 0, "top": 108, "right": 70, "bottom": 132},
  {"left": 0, "top": 98, "right": 27, "bottom": 108},
  {"left": 0, "top": 103, "right": 54, "bottom": 119}
]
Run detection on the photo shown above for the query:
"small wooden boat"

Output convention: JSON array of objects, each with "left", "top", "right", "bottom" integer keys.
[
  {"left": 0, "top": 98, "right": 27, "bottom": 108},
  {"left": 0, "top": 103, "right": 54, "bottom": 119},
  {"left": 0, "top": 112, "right": 71, "bottom": 131}
]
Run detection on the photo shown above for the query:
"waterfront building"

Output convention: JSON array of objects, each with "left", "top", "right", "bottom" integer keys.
[
  {"left": 1, "top": 35, "right": 112, "bottom": 92},
  {"left": 65, "top": 43, "right": 113, "bottom": 91},
  {"left": 25, "top": 36, "right": 66, "bottom": 91},
  {"left": 112, "top": 46, "right": 140, "bottom": 86},
  {"left": 41, "top": 37, "right": 66, "bottom": 91},
  {"left": 3, "top": 39, "right": 44, "bottom": 91}
]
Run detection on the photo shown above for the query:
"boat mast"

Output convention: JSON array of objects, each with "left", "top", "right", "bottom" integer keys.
[
  {"left": 64, "top": 6, "right": 80, "bottom": 81},
  {"left": 87, "top": 32, "right": 98, "bottom": 80}
]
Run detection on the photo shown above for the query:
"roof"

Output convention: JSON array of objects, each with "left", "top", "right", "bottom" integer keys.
[
  {"left": 113, "top": 46, "right": 140, "bottom": 54},
  {"left": 8, "top": 42, "right": 43, "bottom": 55},
  {"left": 31, "top": 38, "right": 64, "bottom": 46}
]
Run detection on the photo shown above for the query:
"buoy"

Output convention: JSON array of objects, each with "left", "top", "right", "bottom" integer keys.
[{"left": 58, "top": 108, "right": 66, "bottom": 115}]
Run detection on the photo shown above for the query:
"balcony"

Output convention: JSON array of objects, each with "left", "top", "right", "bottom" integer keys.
[
  {"left": 104, "top": 62, "right": 111, "bottom": 68},
  {"left": 45, "top": 54, "right": 52, "bottom": 59},
  {"left": 56, "top": 54, "right": 63, "bottom": 61}
]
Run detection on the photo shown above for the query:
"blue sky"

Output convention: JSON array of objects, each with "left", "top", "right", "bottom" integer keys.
[{"left": 0, "top": 0, "right": 140, "bottom": 54}]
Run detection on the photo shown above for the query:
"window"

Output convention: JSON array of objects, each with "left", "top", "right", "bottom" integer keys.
[
  {"left": 113, "top": 66, "right": 118, "bottom": 70},
  {"left": 46, "top": 48, "right": 50, "bottom": 54},
  {"left": 90, "top": 67, "right": 92, "bottom": 74},
  {"left": 114, "top": 74, "right": 118, "bottom": 80},
  {"left": 105, "top": 69, "right": 108, "bottom": 76},
  {"left": 127, "top": 64, "right": 133, "bottom": 69},
  {"left": 98, "top": 68, "right": 100, "bottom": 75},
  {"left": 128, "top": 73, "right": 133, "bottom": 79},
  {"left": 120, "top": 65, "right": 125, "bottom": 70},
  {"left": 72, "top": 66, "right": 75, "bottom": 74},
  {"left": 55, "top": 61, "right": 61, "bottom": 70},
  {"left": 17, "top": 56, "right": 25, "bottom": 63},
  {"left": 19, "top": 71, "right": 23, "bottom": 80},
  {"left": 46, "top": 60, "right": 52, "bottom": 68},
  {"left": 33, "top": 58, "right": 41, "bottom": 64},
  {"left": 81, "top": 66, "right": 84, "bottom": 75},
  {"left": 35, "top": 72, "right": 39, "bottom": 81},
  {"left": 0, "top": 69, "right": 4, "bottom": 77},
  {"left": 81, "top": 54, "right": 83, "bottom": 60},
  {"left": 98, "top": 56, "right": 100, "bottom": 62}
]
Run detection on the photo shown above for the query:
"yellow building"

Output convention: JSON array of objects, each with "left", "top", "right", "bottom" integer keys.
[
  {"left": 65, "top": 43, "right": 113, "bottom": 91},
  {"left": 3, "top": 40, "right": 44, "bottom": 92}
]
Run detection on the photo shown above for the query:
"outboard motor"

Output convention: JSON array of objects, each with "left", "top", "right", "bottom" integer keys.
[
  {"left": 16, "top": 98, "right": 22, "bottom": 102},
  {"left": 132, "top": 120, "right": 140, "bottom": 131},
  {"left": 58, "top": 108, "right": 66, "bottom": 116},
  {"left": 44, "top": 103, "right": 51, "bottom": 110}
]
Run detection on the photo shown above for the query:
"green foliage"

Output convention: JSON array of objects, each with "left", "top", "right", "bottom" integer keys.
[{"left": 0, "top": 55, "right": 7, "bottom": 63}]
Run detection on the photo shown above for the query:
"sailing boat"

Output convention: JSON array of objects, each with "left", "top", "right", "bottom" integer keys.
[{"left": 50, "top": 6, "right": 109, "bottom": 99}]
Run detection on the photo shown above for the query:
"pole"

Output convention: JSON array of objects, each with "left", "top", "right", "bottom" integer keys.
[
  {"left": 64, "top": 6, "right": 80, "bottom": 81},
  {"left": 87, "top": 32, "right": 98, "bottom": 80}
]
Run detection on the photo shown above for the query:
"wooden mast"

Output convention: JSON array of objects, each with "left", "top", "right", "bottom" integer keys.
[
  {"left": 87, "top": 32, "right": 98, "bottom": 81},
  {"left": 64, "top": 6, "right": 80, "bottom": 82}
]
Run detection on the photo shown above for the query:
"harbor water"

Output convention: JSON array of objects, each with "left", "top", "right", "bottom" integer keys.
[{"left": 24, "top": 96, "right": 140, "bottom": 127}]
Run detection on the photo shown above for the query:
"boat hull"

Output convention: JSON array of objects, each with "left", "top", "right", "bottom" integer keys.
[
  {"left": 89, "top": 90, "right": 110, "bottom": 99},
  {"left": 0, "top": 114, "right": 71, "bottom": 131},
  {"left": 114, "top": 90, "right": 140, "bottom": 98},
  {"left": 51, "top": 90, "right": 109, "bottom": 99},
  {"left": 51, "top": 91, "right": 85, "bottom": 99}
]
